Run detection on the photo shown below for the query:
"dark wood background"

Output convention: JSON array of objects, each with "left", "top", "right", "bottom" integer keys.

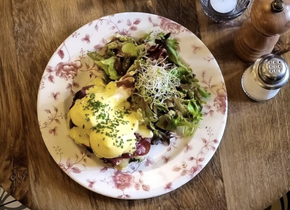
[{"left": 1, "top": 0, "right": 290, "bottom": 209}]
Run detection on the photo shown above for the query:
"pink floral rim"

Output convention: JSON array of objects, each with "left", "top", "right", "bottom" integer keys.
[{"left": 37, "top": 12, "right": 227, "bottom": 199}]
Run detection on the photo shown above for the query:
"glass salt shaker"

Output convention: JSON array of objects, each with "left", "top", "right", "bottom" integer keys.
[{"left": 241, "top": 54, "right": 289, "bottom": 101}]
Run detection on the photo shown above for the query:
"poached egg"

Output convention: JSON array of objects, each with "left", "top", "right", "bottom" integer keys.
[{"left": 67, "top": 77, "right": 152, "bottom": 159}]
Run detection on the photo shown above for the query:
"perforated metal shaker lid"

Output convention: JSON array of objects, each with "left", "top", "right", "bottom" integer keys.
[{"left": 254, "top": 54, "right": 289, "bottom": 90}]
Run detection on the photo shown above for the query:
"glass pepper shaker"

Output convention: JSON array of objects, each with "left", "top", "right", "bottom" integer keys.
[{"left": 241, "top": 54, "right": 289, "bottom": 101}]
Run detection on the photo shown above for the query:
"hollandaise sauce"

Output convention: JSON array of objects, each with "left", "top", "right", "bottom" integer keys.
[{"left": 67, "top": 77, "right": 153, "bottom": 161}]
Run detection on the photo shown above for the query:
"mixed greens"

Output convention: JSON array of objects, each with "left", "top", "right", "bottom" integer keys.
[{"left": 87, "top": 32, "right": 210, "bottom": 145}]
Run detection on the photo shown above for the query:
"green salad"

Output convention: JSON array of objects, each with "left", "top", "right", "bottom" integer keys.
[{"left": 87, "top": 32, "right": 210, "bottom": 145}]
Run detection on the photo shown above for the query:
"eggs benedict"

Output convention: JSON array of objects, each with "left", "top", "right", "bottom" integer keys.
[{"left": 67, "top": 77, "right": 153, "bottom": 167}]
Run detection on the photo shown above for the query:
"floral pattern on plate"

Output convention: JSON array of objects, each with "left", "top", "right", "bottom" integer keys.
[{"left": 37, "top": 12, "right": 227, "bottom": 199}]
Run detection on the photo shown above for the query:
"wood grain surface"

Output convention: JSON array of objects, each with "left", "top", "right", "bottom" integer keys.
[{"left": 1, "top": 0, "right": 290, "bottom": 209}]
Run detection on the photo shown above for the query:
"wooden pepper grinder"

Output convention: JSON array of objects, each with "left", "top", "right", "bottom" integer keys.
[{"left": 234, "top": 0, "right": 290, "bottom": 62}]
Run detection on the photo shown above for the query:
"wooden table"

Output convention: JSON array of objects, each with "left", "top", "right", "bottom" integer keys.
[{"left": 1, "top": 0, "right": 290, "bottom": 209}]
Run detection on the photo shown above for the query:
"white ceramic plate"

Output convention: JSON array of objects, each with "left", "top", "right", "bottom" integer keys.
[{"left": 37, "top": 12, "right": 227, "bottom": 199}]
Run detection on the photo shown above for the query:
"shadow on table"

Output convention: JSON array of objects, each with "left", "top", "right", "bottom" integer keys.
[{"left": 205, "top": 30, "right": 253, "bottom": 104}]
